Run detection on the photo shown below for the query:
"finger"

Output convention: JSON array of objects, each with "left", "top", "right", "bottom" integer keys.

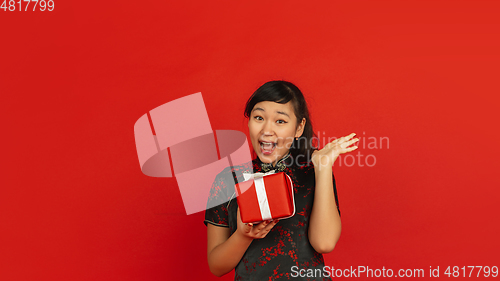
[
  {"left": 244, "top": 223, "right": 253, "bottom": 233},
  {"left": 324, "top": 134, "right": 357, "bottom": 151},
  {"left": 327, "top": 134, "right": 353, "bottom": 148},
  {"left": 260, "top": 219, "right": 279, "bottom": 233},
  {"left": 340, "top": 133, "right": 357, "bottom": 143},
  {"left": 323, "top": 140, "right": 338, "bottom": 151},
  {"left": 255, "top": 220, "right": 270, "bottom": 232},
  {"left": 257, "top": 227, "right": 271, "bottom": 238},
  {"left": 342, "top": 145, "right": 358, "bottom": 153},
  {"left": 328, "top": 138, "right": 340, "bottom": 145},
  {"left": 344, "top": 138, "right": 359, "bottom": 147}
]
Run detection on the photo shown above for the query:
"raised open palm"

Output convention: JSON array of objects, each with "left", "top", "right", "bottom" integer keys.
[{"left": 312, "top": 132, "right": 359, "bottom": 169}]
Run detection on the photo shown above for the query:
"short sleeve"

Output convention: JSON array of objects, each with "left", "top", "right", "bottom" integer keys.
[
  {"left": 332, "top": 172, "right": 341, "bottom": 217},
  {"left": 203, "top": 170, "right": 231, "bottom": 228}
]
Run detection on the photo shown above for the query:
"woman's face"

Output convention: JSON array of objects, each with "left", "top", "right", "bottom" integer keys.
[{"left": 248, "top": 101, "right": 305, "bottom": 165}]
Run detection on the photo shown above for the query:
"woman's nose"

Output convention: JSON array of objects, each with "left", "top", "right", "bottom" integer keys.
[{"left": 261, "top": 120, "right": 274, "bottom": 135}]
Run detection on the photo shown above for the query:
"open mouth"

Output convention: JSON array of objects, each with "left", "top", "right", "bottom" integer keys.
[{"left": 259, "top": 141, "right": 277, "bottom": 155}]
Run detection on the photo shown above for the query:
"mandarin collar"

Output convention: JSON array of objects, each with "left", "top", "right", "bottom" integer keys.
[{"left": 256, "top": 151, "right": 292, "bottom": 172}]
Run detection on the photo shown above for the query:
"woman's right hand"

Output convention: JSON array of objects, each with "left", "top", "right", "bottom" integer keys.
[{"left": 236, "top": 207, "right": 279, "bottom": 239}]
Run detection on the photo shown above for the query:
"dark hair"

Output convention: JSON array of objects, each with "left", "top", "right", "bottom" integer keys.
[{"left": 244, "top": 80, "right": 318, "bottom": 163}]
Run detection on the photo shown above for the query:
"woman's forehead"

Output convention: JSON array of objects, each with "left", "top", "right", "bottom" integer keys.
[{"left": 252, "top": 101, "right": 295, "bottom": 117}]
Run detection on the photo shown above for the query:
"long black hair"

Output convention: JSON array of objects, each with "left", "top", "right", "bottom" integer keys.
[{"left": 244, "top": 80, "right": 318, "bottom": 163}]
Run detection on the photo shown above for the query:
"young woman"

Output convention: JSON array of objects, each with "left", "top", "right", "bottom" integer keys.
[{"left": 204, "top": 80, "right": 358, "bottom": 280}]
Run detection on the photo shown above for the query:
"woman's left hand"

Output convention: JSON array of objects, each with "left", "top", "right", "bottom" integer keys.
[{"left": 312, "top": 132, "right": 359, "bottom": 170}]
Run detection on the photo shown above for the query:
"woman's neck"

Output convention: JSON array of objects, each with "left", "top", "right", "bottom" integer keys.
[{"left": 262, "top": 151, "right": 291, "bottom": 167}]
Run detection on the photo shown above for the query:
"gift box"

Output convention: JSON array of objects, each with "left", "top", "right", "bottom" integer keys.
[{"left": 235, "top": 171, "right": 295, "bottom": 224}]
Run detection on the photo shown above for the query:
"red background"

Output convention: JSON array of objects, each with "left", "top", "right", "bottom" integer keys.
[{"left": 1, "top": 1, "right": 499, "bottom": 280}]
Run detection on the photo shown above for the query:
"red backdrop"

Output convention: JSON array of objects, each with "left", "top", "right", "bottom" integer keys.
[{"left": 1, "top": 1, "right": 499, "bottom": 280}]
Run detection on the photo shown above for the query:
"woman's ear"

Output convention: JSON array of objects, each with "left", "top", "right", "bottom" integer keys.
[{"left": 295, "top": 118, "right": 306, "bottom": 138}]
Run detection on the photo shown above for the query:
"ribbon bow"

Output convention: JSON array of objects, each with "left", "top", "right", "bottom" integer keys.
[{"left": 242, "top": 170, "right": 276, "bottom": 182}]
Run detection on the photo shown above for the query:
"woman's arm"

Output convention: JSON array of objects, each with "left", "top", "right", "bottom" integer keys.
[
  {"left": 308, "top": 165, "right": 341, "bottom": 253},
  {"left": 309, "top": 132, "right": 358, "bottom": 253},
  {"left": 207, "top": 224, "right": 252, "bottom": 277},
  {"left": 207, "top": 208, "right": 279, "bottom": 277}
]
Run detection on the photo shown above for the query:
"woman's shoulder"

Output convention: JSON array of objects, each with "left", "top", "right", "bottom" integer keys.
[
  {"left": 206, "top": 159, "right": 256, "bottom": 206},
  {"left": 220, "top": 159, "right": 255, "bottom": 174}
]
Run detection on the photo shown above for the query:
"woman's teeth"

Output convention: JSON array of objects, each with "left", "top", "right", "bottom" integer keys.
[{"left": 260, "top": 142, "right": 276, "bottom": 150}]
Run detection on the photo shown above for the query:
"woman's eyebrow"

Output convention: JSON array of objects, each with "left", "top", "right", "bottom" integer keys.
[
  {"left": 252, "top": 107, "right": 290, "bottom": 118},
  {"left": 276, "top": 111, "right": 290, "bottom": 118}
]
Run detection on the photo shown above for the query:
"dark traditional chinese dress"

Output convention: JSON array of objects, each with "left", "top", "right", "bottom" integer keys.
[{"left": 204, "top": 151, "right": 340, "bottom": 281}]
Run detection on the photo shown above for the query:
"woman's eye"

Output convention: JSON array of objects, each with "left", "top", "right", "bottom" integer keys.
[{"left": 253, "top": 116, "right": 286, "bottom": 123}]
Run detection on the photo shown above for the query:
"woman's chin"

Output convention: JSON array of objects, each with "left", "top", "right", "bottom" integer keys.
[{"left": 257, "top": 152, "right": 276, "bottom": 163}]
